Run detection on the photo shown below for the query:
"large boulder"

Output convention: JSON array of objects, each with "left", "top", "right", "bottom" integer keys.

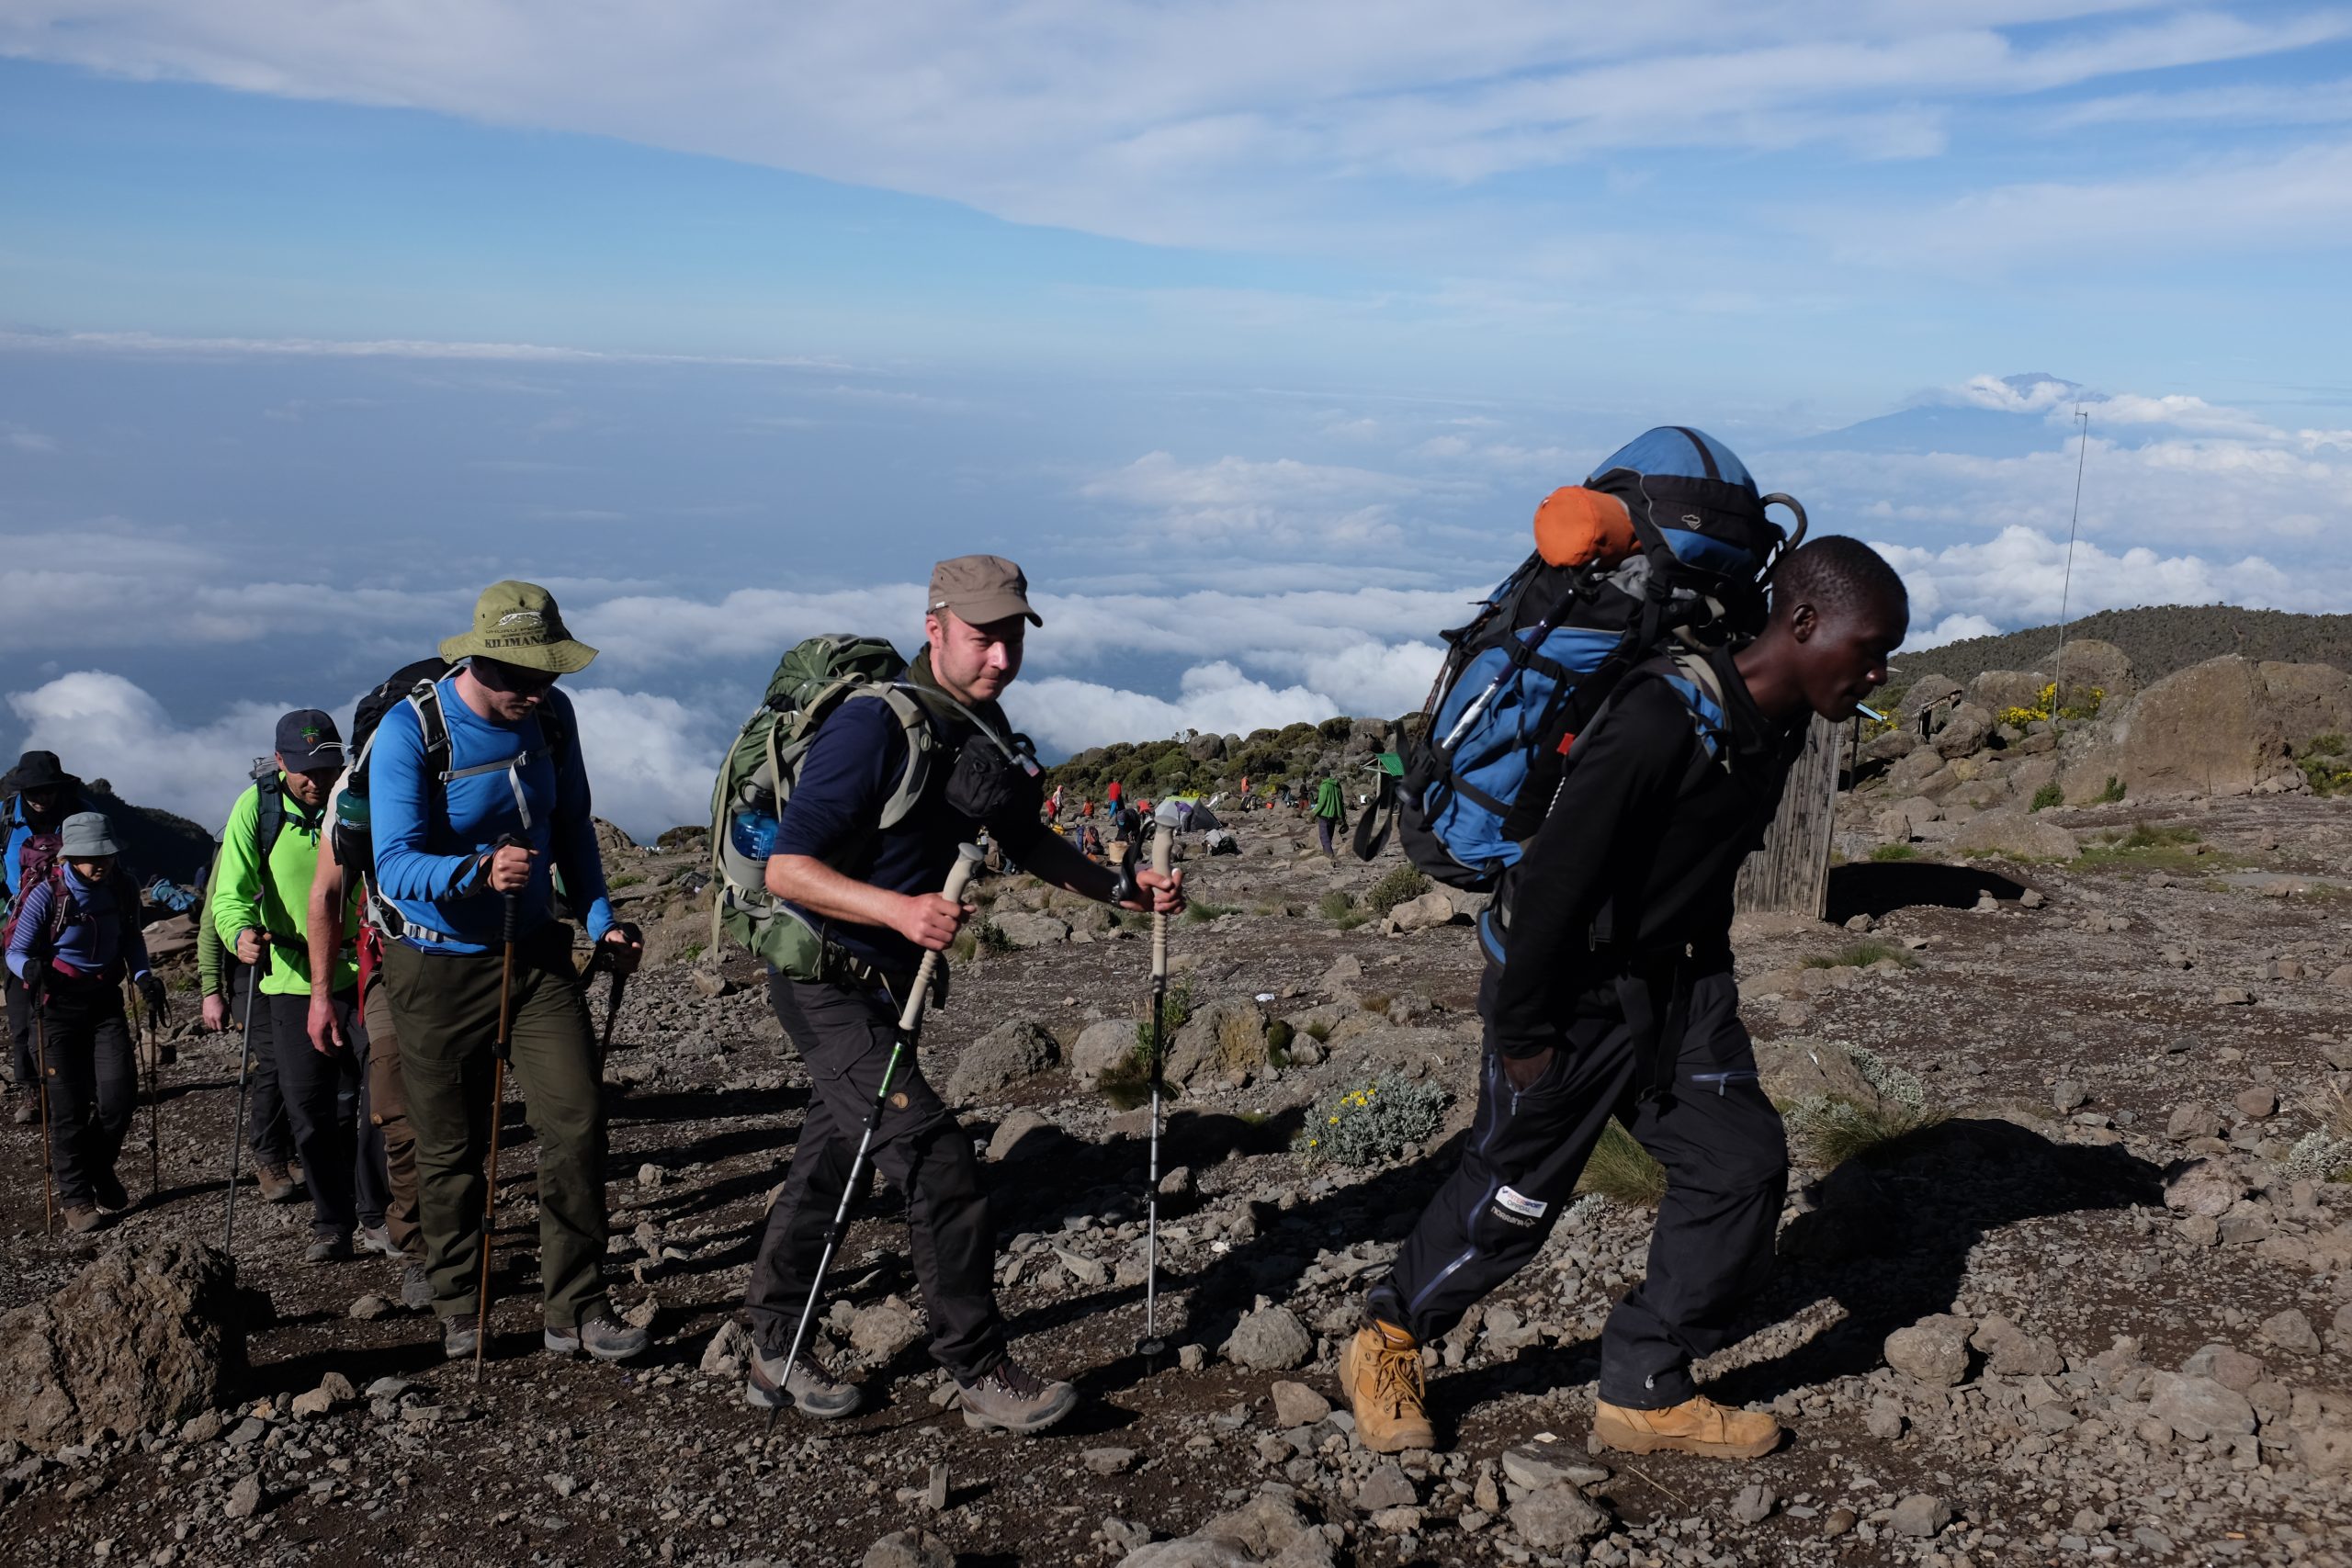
[
  {"left": 1966, "top": 669, "right": 2051, "bottom": 718},
  {"left": 1932, "top": 703, "right": 1996, "bottom": 760},
  {"left": 1897, "top": 674, "right": 1962, "bottom": 722},
  {"left": 1119, "top": 1485, "right": 1337, "bottom": 1568},
  {"left": 944, "top": 1018, "right": 1060, "bottom": 1104},
  {"left": 1950, "top": 807, "right": 2077, "bottom": 862},
  {"left": 0, "top": 1242, "right": 247, "bottom": 1450},
  {"left": 2258, "top": 661, "right": 2352, "bottom": 750},
  {"left": 2053, "top": 638, "right": 2134, "bottom": 705},
  {"left": 2106, "top": 656, "right": 2301, "bottom": 800},
  {"left": 1185, "top": 732, "right": 1228, "bottom": 763},
  {"left": 1071, "top": 1018, "right": 1144, "bottom": 1082},
  {"left": 988, "top": 910, "right": 1071, "bottom": 949}
]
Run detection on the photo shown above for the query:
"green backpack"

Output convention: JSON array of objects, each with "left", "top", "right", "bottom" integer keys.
[{"left": 708, "top": 635, "right": 940, "bottom": 978}]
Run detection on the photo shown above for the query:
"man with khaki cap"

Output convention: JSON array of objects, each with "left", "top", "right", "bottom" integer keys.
[
  {"left": 740, "top": 555, "right": 1183, "bottom": 1434},
  {"left": 369, "top": 581, "right": 646, "bottom": 1363}
]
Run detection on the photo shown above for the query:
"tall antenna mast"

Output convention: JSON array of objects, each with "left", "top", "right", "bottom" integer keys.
[{"left": 2053, "top": 404, "right": 2090, "bottom": 711}]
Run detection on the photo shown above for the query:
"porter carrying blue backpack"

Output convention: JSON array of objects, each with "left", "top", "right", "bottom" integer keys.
[{"left": 1395, "top": 426, "right": 1805, "bottom": 891}]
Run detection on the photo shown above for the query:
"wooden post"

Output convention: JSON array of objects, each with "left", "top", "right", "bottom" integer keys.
[{"left": 1735, "top": 714, "right": 1842, "bottom": 919}]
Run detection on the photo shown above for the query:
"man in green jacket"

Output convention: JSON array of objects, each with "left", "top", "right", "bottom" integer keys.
[
  {"left": 213, "top": 711, "right": 387, "bottom": 1262},
  {"left": 1313, "top": 773, "right": 1347, "bottom": 860},
  {"left": 196, "top": 845, "right": 300, "bottom": 1204}
]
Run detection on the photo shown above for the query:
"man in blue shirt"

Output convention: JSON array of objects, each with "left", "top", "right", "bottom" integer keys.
[
  {"left": 741, "top": 555, "right": 1182, "bottom": 1436},
  {"left": 370, "top": 581, "right": 645, "bottom": 1364}
]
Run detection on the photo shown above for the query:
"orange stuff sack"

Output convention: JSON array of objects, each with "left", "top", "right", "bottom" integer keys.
[{"left": 1532, "top": 485, "right": 1636, "bottom": 569}]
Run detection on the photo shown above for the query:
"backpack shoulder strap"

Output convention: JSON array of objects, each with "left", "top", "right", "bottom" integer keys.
[
  {"left": 834, "top": 684, "right": 937, "bottom": 829},
  {"left": 256, "top": 777, "right": 288, "bottom": 862}
]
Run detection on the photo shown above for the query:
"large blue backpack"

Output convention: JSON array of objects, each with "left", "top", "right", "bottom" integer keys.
[{"left": 1396, "top": 427, "right": 1805, "bottom": 891}]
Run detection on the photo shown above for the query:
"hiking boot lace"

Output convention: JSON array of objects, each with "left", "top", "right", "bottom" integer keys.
[
  {"left": 1371, "top": 1338, "right": 1426, "bottom": 1417},
  {"left": 978, "top": 1359, "right": 1047, "bottom": 1399}
]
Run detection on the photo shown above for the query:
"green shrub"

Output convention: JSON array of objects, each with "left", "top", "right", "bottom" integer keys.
[
  {"left": 678, "top": 942, "right": 705, "bottom": 966},
  {"left": 2094, "top": 774, "right": 2126, "bottom": 804},
  {"left": 1183, "top": 900, "right": 1239, "bottom": 924},
  {"left": 2298, "top": 735, "right": 2352, "bottom": 795},
  {"left": 1783, "top": 1045, "right": 1942, "bottom": 1167},
  {"left": 2029, "top": 783, "right": 2064, "bottom": 813},
  {"left": 1577, "top": 1120, "right": 1667, "bottom": 1206},
  {"left": 1364, "top": 865, "right": 1430, "bottom": 918},
  {"left": 1295, "top": 1074, "right": 1449, "bottom": 1168},
  {"left": 974, "top": 919, "right": 1016, "bottom": 955},
  {"left": 1868, "top": 842, "right": 1919, "bottom": 862},
  {"left": 1317, "top": 889, "right": 1358, "bottom": 922},
  {"left": 1317, "top": 716, "right": 1353, "bottom": 742}
]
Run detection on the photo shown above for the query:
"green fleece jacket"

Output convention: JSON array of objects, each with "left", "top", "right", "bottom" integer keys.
[{"left": 211, "top": 776, "right": 357, "bottom": 998}]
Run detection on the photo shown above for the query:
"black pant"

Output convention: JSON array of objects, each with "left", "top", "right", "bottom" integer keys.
[
  {"left": 1368, "top": 967, "right": 1788, "bottom": 1410},
  {"left": 226, "top": 961, "right": 292, "bottom": 1168},
  {"left": 34, "top": 978, "right": 137, "bottom": 1207},
  {"left": 743, "top": 974, "right": 1005, "bottom": 1382},
  {"left": 268, "top": 990, "right": 387, "bottom": 1238}
]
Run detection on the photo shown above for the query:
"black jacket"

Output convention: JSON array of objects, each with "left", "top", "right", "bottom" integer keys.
[{"left": 1487, "top": 645, "right": 1808, "bottom": 1056}]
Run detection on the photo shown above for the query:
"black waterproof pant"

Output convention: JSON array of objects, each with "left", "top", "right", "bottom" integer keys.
[
  {"left": 744, "top": 974, "right": 1005, "bottom": 1382},
  {"left": 34, "top": 978, "right": 137, "bottom": 1208},
  {"left": 1368, "top": 967, "right": 1787, "bottom": 1410},
  {"left": 226, "top": 960, "right": 292, "bottom": 1168},
  {"left": 268, "top": 990, "right": 388, "bottom": 1239}
]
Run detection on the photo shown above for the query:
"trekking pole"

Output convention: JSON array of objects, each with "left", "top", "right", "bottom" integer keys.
[
  {"left": 594, "top": 950, "right": 628, "bottom": 1064},
  {"left": 223, "top": 953, "right": 263, "bottom": 1253},
  {"left": 31, "top": 990, "right": 54, "bottom": 1237},
  {"left": 475, "top": 835, "right": 526, "bottom": 1383},
  {"left": 133, "top": 982, "right": 160, "bottom": 1201},
  {"left": 773, "top": 843, "right": 981, "bottom": 1423},
  {"left": 1139, "top": 816, "right": 1175, "bottom": 1357}
]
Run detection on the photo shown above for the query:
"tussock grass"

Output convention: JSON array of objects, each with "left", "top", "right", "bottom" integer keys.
[
  {"left": 1577, "top": 1120, "right": 1667, "bottom": 1207},
  {"left": 1869, "top": 842, "right": 1919, "bottom": 862},
  {"left": 1802, "top": 942, "right": 1916, "bottom": 971},
  {"left": 1317, "top": 889, "right": 1358, "bottom": 922}
]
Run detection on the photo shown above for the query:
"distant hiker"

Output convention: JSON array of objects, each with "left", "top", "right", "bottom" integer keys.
[
  {"left": 1339, "top": 537, "right": 1906, "bottom": 1461},
  {"left": 305, "top": 749, "right": 432, "bottom": 1309},
  {"left": 6, "top": 812, "right": 164, "bottom": 1235},
  {"left": 1312, "top": 773, "right": 1346, "bottom": 859},
  {"left": 1106, "top": 778, "right": 1122, "bottom": 813},
  {"left": 213, "top": 710, "right": 387, "bottom": 1264},
  {"left": 369, "top": 581, "right": 645, "bottom": 1363},
  {"left": 3, "top": 750, "right": 85, "bottom": 1126},
  {"left": 197, "top": 840, "right": 300, "bottom": 1205},
  {"left": 741, "top": 554, "right": 1182, "bottom": 1433}
]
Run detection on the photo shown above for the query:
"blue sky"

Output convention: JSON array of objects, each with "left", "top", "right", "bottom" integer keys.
[{"left": 2, "top": 4, "right": 2349, "bottom": 838}]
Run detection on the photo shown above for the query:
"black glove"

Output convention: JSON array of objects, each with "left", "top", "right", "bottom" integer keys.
[{"left": 137, "top": 973, "right": 170, "bottom": 1026}]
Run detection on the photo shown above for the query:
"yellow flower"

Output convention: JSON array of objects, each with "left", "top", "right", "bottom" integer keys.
[{"left": 1329, "top": 1114, "right": 1340, "bottom": 1124}]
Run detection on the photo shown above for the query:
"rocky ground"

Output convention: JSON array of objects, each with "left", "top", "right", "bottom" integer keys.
[{"left": 2, "top": 792, "right": 2350, "bottom": 1568}]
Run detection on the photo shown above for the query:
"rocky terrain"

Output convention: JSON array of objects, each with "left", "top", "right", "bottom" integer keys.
[
  {"left": 1892, "top": 607, "right": 2352, "bottom": 696},
  {"left": 4, "top": 677, "right": 2351, "bottom": 1567}
]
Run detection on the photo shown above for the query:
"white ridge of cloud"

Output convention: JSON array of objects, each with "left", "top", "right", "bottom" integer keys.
[
  {"left": 1903, "top": 613, "right": 2003, "bottom": 652},
  {"left": 1012, "top": 662, "right": 1340, "bottom": 758},
  {"left": 1874, "top": 525, "right": 2352, "bottom": 631},
  {"left": 0, "top": 4, "right": 2337, "bottom": 252},
  {"left": 0, "top": 329, "right": 847, "bottom": 369}
]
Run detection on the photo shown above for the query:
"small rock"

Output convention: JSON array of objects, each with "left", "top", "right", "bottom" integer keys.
[
  {"left": 848, "top": 1301, "right": 923, "bottom": 1359},
  {"left": 1082, "top": 1448, "right": 1136, "bottom": 1476},
  {"left": 1270, "top": 1382, "right": 1330, "bottom": 1428},
  {"left": 924, "top": 1461, "right": 948, "bottom": 1511},
  {"left": 1177, "top": 1344, "right": 1205, "bottom": 1371},
  {"left": 861, "top": 1529, "right": 952, "bottom": 1568},
  {"left": 2259, "top": 1308, "right": 2319, "bottom": 1354},
  {"left": 548, "top": 1472, "right": 577, "bottom": 1499},
  {"left": 2165, "top": 1103, "right": 2222, "bottom": 1141},
  {"left": 2211, "top": 986, "right": 2253, "bottom": 1006},
  {"left": 1864, "top": 1397, "right": 1906, "bottom": 1440},
  {"left": 2051, "top": 1079, "right": 2087, "bottom": 1111},
  {"left": 1368, "top": 1506, "right": 1423, "bottom": 1534},
  {"left": 222, "top": 1473, "right": 266, "bottom": 1521},
  {"left": 347, "top": 1294, "right": 393, "bottom": 1322},
  {"left": 1883, "top": 1315, "right": 1972, "bottom": 1387},
  {"left": 2019, "top": 888, "right": 2046, "bottom": 908},
  {"left": 1356, "top": 1461, "right": 1415, "bottom": 1512},
  {"left": 1730, "top": 1483, "right": 1776, "bottom": 1524},
  {"left": 2148, "top": 1371, "right": 2256, "bottom": 1441},
  {"left": 1889, "top": 1494, "right": 1951, "bottom": 1539},
  {"left": 2233, "top": 1085, "right": 2278, "bottom": 1120},
  {"left": 1498, "top": 1441, "right": 1588, "bottom": 1492},
  {"left": 1823, "top": 1506, "right": 1858, "bottom": 1539},
  {"left": 636, "top": 1163, "right": 668, "bottom": 1188},
  {"left": 1220, "top": 1306, "right": 1314, "bottom": 1371},
  {"left": 699, "top": 1320, "right": 754, "bottom": 1376},
  {"left": 1510, "top": 1486, "right": 1609, "bottom": 1550}
]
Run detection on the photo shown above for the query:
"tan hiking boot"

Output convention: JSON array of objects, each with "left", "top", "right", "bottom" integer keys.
[
  {"left": 1340, "top": 1320, "right": 1435, "bottom": 1454},
  {"left": 1593, "top": 1393, "right": 1781, "bottom": 1461},
  {"left": 256, "top": 1163, "right": 300, "bottom": 1204}
]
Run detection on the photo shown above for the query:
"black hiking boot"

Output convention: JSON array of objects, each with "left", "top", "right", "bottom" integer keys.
[
  {"left": 745, "top": 1344, "right": 860, "bottom": 1420},
  {"left": 957, "top": 1357, "right": 1078, "bottom": 1436}
]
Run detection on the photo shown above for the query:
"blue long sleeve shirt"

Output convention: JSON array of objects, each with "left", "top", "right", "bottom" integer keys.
[
  {"left": 6, "top": 866, "right": 152, "bottom": 984},
  {"left": 368, "top": 677, "right": 615, "bottom": 953}
]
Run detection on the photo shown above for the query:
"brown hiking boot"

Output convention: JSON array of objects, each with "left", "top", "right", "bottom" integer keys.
[
  {"left": 957, "top": 1358, "right": 1078, "bottom": 1436},
  {"left": 1341, "top": 1320, "right": 1435, "bottom": 1454},
  {"left": 62, "top": 1203, "right": 107, "bottom": 1236},
  {"left": 256, "top": 1163, "right": 300, "bottom": 1204},
  {"left": 1593, "top": 1394, "right": 1781, "bottom": 1461}
]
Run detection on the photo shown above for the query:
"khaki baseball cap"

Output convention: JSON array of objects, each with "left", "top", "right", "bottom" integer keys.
[
  {"left": 928, "top": 555, "right": 1042, "bottom": 627},
  {"left": 439, "top": 580, "right": 599, "bottom": 674}
]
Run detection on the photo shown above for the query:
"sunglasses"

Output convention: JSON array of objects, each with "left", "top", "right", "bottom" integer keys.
[{"left": 472, "top": 658, "right": 560, "bottom": 697}]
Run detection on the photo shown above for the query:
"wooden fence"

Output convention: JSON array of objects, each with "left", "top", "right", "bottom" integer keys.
[{"left": 1732, "top": 714, "right": 1843, "bottom": 919}]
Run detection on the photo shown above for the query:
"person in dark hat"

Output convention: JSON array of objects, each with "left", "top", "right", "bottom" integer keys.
[
  {"left": 214, "top": 709, "right": 390, "bottom": 1265},
  {"left": 6, "top": 812, "right": 164, "bottom": 1235},
  {"left": 3, "top": 750, "right": 89, "bottom": 1125},
  {"left": 737, "top": 555, "right": 1182, "bottom": 1435}
]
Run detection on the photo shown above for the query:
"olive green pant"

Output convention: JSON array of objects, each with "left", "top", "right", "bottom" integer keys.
[{"left": 381, "top": 926, "right": 609, "bottom": 1329}]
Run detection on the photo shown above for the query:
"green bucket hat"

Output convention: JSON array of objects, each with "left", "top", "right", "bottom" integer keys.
[{"left": 439, "top": 581, "right": 599, "bottom": 674}]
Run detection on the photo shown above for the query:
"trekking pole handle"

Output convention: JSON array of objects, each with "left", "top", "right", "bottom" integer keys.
[
  {"left": 494, "top": 833, "right": 526, "bottom": 943},
  {"left": 1149, "top": 828, "right": 1173, "bottom": 984},
  {"left": 897, "top": 843, "right": 983, "bottom": 1034}
]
